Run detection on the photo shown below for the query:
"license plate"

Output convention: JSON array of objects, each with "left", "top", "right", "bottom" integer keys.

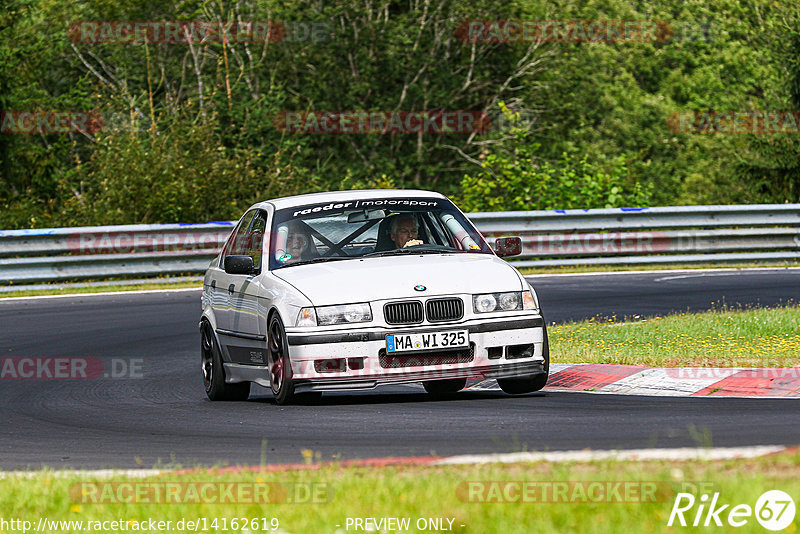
[{"left": 386, "top": 330, "right": 469, "bottom": 353}]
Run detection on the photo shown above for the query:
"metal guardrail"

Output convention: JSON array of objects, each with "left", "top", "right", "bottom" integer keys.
[
  {"left": 0, "top": 205, "right": 798, "bottom": 284},
  {"left": 0, "top": 222, "right": 232, "bottom": 284},
  {"left": 471, "top": 205, "right": 800, "bottom": 268}
]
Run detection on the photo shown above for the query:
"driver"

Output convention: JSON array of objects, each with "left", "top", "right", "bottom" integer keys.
[
  {"left": 287, "top": 232, "right": 311, "bottom": 260},
  {"left": 389, "top": 214, "right": 423, "bottom": 249},
  {"left": 279, "top": 222, "right": 317, "bottom": 263}
]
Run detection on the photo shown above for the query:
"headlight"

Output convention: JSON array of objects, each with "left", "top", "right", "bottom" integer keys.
[
  {"left": 297, "top": 303, "right": 372, "bottom": 326},
  {"left": 473, "top": 291, "right": 537, "bottom": 313},
  {"left": 498, "top": 292, "right": 521, "bottom": 310},
  {"left": 473, "top": 293, "right": 497, "bottom": 313}
]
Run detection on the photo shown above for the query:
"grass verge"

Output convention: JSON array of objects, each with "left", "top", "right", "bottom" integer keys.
[
  {"left": 550, "top": 305, "right": 800, "bottom": 367},
  {"left": 1, "top": 451, "right": 799, "bottom": 533}
]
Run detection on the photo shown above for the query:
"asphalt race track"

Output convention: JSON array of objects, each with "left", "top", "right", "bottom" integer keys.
[
  {"left": 530, "top": 268, "right": 800, "bottom": 323},
  {"left": 1, "top": 269, "right": 799, "bottom": 470}
]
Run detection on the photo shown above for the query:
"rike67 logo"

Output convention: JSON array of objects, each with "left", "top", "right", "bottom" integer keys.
[{"left": 668, "top": 490, "right": 796, "bottom": 531}]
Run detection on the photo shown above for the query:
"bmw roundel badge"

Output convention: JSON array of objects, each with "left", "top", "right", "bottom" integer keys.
[{"left": 414, "top": 285, "right": 426, "bottom": 292}]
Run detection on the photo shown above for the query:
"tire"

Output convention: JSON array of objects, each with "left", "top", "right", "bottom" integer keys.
[
  {"left": 201, "top": 322, "right": 250, "bottom": 401},
  {"left": 423, "top": 378, "right": 467, "bottom": 395},
  {"left": 497, "top": 324, "right": 550, "bottom": 395},
  {"left": 267, "top": 313, "right": 297, "bottom": 405}
]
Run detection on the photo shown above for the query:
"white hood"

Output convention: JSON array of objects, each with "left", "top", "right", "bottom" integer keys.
[{"left": 273, "top": 254, "right": 523, "bottom": 305}]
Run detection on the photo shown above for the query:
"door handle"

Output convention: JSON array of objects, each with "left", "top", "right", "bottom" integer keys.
[
  {"left": 228, "top": 284, "right": 235, "bottom": 294},
  {"left": 210, "top": 280, "right": 216, "bottom": 289}
]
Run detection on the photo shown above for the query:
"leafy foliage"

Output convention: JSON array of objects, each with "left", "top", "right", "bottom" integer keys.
[
  {"left": 460, "top": 105, "right": 653, "bottom": 211},
  {"left": 1, "top": 0, "right": 798, "bottom": 228}
]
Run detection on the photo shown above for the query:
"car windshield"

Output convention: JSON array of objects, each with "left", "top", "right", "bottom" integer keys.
[{"left": 268, "top": 196, "right": 492, "bottom": 270}]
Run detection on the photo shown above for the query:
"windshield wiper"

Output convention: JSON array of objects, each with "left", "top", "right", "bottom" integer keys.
[
  {"left": 280, "top": 256, "right": 350, "bottom": 267},
  {"left": 362, "top": 247, "right": 448, "bottom": 258}
]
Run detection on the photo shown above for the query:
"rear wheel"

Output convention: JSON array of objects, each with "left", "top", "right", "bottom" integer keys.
[
  {"left": 497, "top": 325, "right": 550, "bottom": 395},
  {"left": 267, "top": 314, "right": 297, "bottom": 405},
  {"left": 423, "top": 378, "right": 467, "bottom": 395},
  {"left": 201, "top": 322, "right": 250, "bottom": 401}
]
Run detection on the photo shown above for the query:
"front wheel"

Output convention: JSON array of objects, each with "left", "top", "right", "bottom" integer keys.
[
  {"left": 497, "top": 325, "right": 550, "bottom": 395},
  {"left": 267, "top": 314, "right": 296, "bottom": 405},
  {"left": 201, "top": 322, "right": 250, "bottom": 401}
]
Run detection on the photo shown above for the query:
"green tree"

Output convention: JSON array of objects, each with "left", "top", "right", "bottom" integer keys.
[{"left": 460, "top": 103, "right": 652, "bottom": 211}]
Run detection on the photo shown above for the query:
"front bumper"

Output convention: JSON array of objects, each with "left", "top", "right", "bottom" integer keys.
[
  {"left": 292, "top": 360, "right": 546, "bottom": 393},
  {"left": 270, "top": 315, "right": 547, "bottom": 392}
]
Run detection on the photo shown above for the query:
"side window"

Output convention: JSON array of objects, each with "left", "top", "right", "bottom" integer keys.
[
  {"left": 246, "top": 212, "right": 268, "bottom": 270},
  {"left": 219, "top": 210, "right": 256, "bottom": 267},
  {"left": 229, "top": 210, "right": 257, "bottom": 256}
]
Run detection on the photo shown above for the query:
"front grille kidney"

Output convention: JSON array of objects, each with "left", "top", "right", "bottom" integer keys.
[
  {"left": 384, "top": 301, "right": 424, "bottom": 324},
  {"left": 425, "top": 298, "right": 464, "bottom": 322}
]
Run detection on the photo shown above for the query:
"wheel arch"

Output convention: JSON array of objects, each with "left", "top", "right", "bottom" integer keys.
[{"left": 267, "top": 306, "right": 282, "bottom": 323}]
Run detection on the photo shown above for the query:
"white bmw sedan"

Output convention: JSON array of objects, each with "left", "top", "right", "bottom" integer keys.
[{"left": 200, "top": 190, "right": 549, "bottom": 404}]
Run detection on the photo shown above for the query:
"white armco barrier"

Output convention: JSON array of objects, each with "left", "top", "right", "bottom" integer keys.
[{"left": 1, "top": 205, "right": 798, "bottom": 283}]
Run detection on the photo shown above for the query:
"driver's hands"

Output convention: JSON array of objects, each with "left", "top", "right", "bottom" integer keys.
[{"left": 403, "top": 239, "right": 423, "bottom": 248}]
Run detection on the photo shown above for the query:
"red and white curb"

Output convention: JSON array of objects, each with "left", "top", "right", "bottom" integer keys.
[{"left": 467, "top": 363, "right": 800, "bottom": 398}]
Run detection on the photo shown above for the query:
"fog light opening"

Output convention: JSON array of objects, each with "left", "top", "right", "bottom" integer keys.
[
  {"left": 347, "top": 358, "right": 365, "bottom": 371},
  {"left": 505, "top": 344, "right": 535, "bottom": 360}
]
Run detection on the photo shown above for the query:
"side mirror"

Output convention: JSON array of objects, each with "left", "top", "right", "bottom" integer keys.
[
  {"left": 494, "top": 236, "right": 522, "bottom": 258},
  {"left": 224, "top": 255, "right": 255, "bottom": 275}
]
